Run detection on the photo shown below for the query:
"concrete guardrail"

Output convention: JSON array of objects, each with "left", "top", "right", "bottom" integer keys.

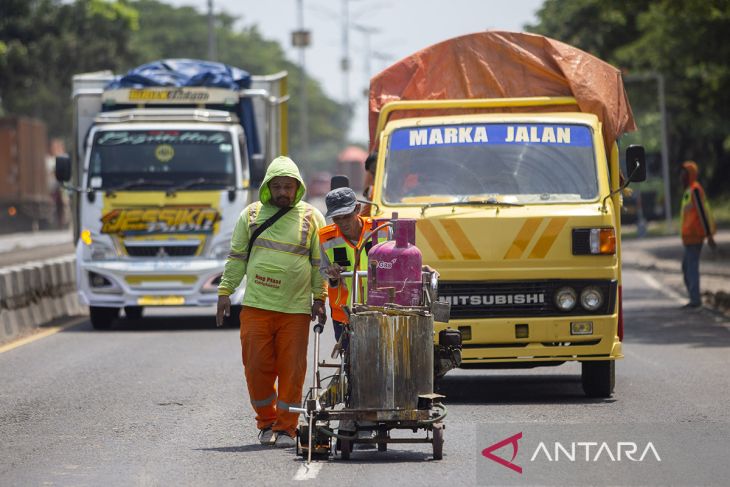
[{"left": 0, "top": 255, "right": 85, "bottom": 343}]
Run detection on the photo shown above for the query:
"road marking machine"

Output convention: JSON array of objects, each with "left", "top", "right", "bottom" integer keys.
[{"left": 291, "top": 216, "right": 462, "bottom": 462}]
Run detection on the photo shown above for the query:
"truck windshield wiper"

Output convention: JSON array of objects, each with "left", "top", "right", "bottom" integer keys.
[
  {"left": 165, "top": 177, "right": 235, "bottom": 196},
  {"left": 420, "top": 197, "right": 523, "bottom": 216},
  {"left": 104, "top": 179, "right": 174, "bottom": 196}
]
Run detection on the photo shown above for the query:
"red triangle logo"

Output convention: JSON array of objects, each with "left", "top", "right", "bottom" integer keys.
[{"left": 481, "top": 432, "right": 523, "bottom": 474}]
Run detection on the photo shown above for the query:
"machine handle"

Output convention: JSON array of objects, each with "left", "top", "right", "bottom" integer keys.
[{"left": 313, "top": 322, "right": 325, "bottom": 334}]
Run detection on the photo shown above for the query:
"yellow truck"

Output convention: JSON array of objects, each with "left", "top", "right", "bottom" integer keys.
[{"left": 367, "top": 32, "right": 645, "bottom": 397}]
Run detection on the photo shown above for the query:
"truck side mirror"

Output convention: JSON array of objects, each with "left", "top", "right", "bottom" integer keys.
[
  {"left": 625, "top": 145, "right": 646, "bottom": 183},
  {"left": 330, "top": 175, "right": 350, "bottom": 190},
  {"left": 250, "top": 154, "right": 265, "bottom": 188},
  {"left": 55, "top": 155, "right": 71, "bottom": 183}
]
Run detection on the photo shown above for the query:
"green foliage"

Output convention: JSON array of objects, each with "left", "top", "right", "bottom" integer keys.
[
  {"left": 528, "top": 0, "right": 730, "bottom": 199},
  {"left": 0, "top": 0, "right": 138, "bottom": 137},
  {"left": 0, "top": 0, "right": 348, "bottom": 173}
]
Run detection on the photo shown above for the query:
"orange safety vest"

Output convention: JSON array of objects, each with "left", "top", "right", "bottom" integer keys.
[
  {"left": 319, "top": 216, "right": 384, "bottom": 323},
  {"left": 680, "top": 181, "right": 715, "bottom": 245}
]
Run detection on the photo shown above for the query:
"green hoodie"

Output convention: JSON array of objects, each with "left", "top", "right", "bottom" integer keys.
[{"left": 218, "top": 156, "right": 326, "bottom": 314}]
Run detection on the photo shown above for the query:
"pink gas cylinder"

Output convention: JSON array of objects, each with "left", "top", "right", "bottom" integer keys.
[{"left": 367, "top": 218, "right": 423, "bottom": 306}]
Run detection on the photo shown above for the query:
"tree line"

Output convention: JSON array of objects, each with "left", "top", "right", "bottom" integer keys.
[
  {"left": 0, "top": 0, "right": 348, "bottom": 171},
  {"left": 528, "top": 0, "right": 730, "bottom": 198},
  {"left": 3, "top": 0, "right": 728, "bottom": 198}
]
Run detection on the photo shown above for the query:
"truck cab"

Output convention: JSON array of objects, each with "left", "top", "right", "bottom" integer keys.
[
  {"left": 371, "top": 98, "right": 645, "bottom": 397},
  {"left": 57, "top": 62, "right": 288, "bottom": 328}
]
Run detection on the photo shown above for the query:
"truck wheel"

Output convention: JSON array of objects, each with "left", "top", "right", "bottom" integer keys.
[
  {"left": 432, "top": 423, "right": 444, "bottom": 460},
  {"left": 224, "top": 305, "right": 242, "bottom": 328},
  {"left": 581, "top": 360, "right": 615, "bottom": 398},
  {"left": 89, "top": 306, "right": 119, "bottom": 330},
  {"left": 124, "top": 306, "right": 143, "bottom": 320},
  {"left": 340, "top": 439, "right": 351, "bottom": 460}
]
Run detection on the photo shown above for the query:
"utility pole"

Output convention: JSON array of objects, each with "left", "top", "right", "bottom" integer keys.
[
  {"left": 292, "top": 0, "right": 310, "bottom": 164},
  {"left": 207, "top": 0, "right": 216, "bottom": 61},
  {"left": 625, "top": 72, "right": 673, "bottom": 234},
  {"left": 352, "top": 23, "right": 380, "bottom": 98},
  {"left": 341, "top": 0, "right": 350, "bottom": 106},
  {"left": 657, "top": 73, "right": 672, "bottom": 233}
]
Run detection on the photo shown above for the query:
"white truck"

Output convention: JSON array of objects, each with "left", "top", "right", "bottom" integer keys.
[{"left": 56, "top": 60, "right": 288, "bottom": 329}]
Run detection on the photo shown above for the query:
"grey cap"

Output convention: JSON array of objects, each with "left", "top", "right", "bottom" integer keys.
[{"left": 325, "top": 187, "right": 358, "bottom": 218}]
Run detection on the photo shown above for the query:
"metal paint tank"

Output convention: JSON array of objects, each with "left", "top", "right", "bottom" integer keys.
[
  {"left": 349, "top": 310, "right": 434, "bottom": 409},
  {"left": 367, "top": 218, "right": 422, "bottom": 306}
]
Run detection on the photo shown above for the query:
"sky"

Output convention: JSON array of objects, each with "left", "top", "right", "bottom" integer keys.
[{"left": 165, "top": 0, "right": 545, "bottom": 144}]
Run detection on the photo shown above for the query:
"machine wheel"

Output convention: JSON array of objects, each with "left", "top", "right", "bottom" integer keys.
[
  {"left": 432, "top": 423, "right": 444, "bottom": 460},
  {"left": 89, "top": 306, "right": 119, "bottom": 330},
  {"left": 224, "top": 305, "right": 242, "bottom": 328},
  {"left": 340, "top": 438, "right": 352, "bottom": 460},
  {"left": 124, "top": 306, "right": 143, "bottom": 320},
  {"left": 581, "top": 360, "right": 615, "bottom": 398},
  {"left": 295, "top": 429, "right": 304, "bottom": 457}
]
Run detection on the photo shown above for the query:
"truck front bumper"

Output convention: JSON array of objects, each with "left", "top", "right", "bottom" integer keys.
[
  {"left": 435, "top": 315, "right": 623, "bottom": 364},
  {"left": 77, "top": 257, "right": 245, "bottom": 308}
]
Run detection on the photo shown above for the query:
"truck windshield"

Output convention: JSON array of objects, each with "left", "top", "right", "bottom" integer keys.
[
  {"left": 88, "top": 130, "right": 236, "bottom": 189},
  {"left": 383, "top": 123, "right": 598, "bottom": 204}
]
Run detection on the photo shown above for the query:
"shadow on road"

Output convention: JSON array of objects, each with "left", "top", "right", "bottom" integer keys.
[
  {"left": 624, "top": 305, "right": 730, "bottom": 348},
  {"left": 63, "top": 315, "right": 231, "bottom": 332},
  {"left": 435, "top": 374, "right": 613, "bottom": 405},
  {"left": 289, "top": 449, "right": 434, "bottom": 464},
  {"left": 195, "top": 444, "right": 270, "bottom": 453}
]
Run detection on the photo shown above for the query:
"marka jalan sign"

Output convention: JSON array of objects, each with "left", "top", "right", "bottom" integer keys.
[
  {"left": 481, "top": 432, "right": 661, "bottom": 474},
  {"left": 101, "top": 207, "right": 220, "bottom": 234}
]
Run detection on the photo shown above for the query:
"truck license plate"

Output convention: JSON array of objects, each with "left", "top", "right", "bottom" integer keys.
[{"left": 137, "top": 295, "right": 185, "bottom": 306}]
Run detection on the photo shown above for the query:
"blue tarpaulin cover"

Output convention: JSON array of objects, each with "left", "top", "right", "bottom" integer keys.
[{"left": 106, "top": 59, "right": 260, "bottom": 159}]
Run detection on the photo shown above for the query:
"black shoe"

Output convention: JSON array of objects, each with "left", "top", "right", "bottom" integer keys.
[{"left": 682, "top": 302, "right": 701, "bottom": 309}]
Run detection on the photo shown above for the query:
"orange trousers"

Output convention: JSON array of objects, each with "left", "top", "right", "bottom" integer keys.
[{"left": 240, "top": 306, "right": 310, "bottom": 437}]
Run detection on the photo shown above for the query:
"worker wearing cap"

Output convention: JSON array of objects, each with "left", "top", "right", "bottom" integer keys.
[
  {"left": 679, "top": 160, "right": 716, "bottom": 308},
  {"left": 216, "top": 156, "right": 327, "bottom": 448},
  {"left": 318, "top": 187, "right": 385, "bottom": 346}
]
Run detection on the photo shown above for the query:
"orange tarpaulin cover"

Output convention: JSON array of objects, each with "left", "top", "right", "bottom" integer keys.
[{"left": 368, "top": 31, "right": 636, "bottom": 151}]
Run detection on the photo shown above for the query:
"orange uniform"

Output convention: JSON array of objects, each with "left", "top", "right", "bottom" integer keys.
[
  {"left": 680, "top": 161, "right": 715, "bottom": 245},
  {"left": 318, "top": 216, "right": 376, "bottom": 323}
]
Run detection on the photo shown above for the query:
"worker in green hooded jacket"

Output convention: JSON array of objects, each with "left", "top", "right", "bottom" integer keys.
[{"left": 217, "top": 155, "right": 327, "bottom": 448}]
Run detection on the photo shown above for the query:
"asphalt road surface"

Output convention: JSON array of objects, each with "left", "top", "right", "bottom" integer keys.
[{"left": 1, "top": 267, "right": 729, "bottom": 486}]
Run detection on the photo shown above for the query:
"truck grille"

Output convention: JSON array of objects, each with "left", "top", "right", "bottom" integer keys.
[
  {"left": 125, "top": 244, "right": 199, "bottom": 257},
  {"left": 438, "top": 279, "right": 616, "bottom": 318}
]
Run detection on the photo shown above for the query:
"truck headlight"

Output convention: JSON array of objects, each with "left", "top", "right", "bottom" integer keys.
[
  {"left": 210, "top": 241, "right": 232, "bottom": 260},
  {"left": 580, "top": 286, "right": 603, "bottom": 311},
  {"left": 90, "top": 242, "right": 117, "bottom": 260},
  {"left": 555, "top": 287, "right": 577, "bottom": 311}
]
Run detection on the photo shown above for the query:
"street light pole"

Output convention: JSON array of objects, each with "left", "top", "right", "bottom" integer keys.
[
  {"left": 292, "top": 1, "right": 311, "bottom": 164},
  {"left": 341, "top": 0, "right": 350, "bottom": 105},
  {"left": 207, "top": 0, "right": 216, "bottom": 61},
  {"left": 296, "top": 0, "right": 309, "bottom": 164}
]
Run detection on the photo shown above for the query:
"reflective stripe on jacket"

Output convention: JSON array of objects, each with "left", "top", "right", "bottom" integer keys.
[{"left": 218, "top": 156, "right": 327, "bottom": 314}]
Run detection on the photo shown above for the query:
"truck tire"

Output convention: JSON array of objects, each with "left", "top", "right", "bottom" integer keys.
[
  {"left": 89, "top": 306, "right": 120, "bottom": 330},
  {"left": 124, "top": 306, "right": 143, "bottom": 320},
  {"left": 224, "top": 305, "right": 242, "bottom": 328},
  {"left": 581, "top": 360, "right": 615, "bottom": 398}
]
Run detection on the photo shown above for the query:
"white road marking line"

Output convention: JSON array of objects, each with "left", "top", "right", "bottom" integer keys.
[
  {"left": 293, "top": 462, "right": 322, "bottom": 481},
  {"left": 640, "top": 272, "right": 685, "bottom": 304}
]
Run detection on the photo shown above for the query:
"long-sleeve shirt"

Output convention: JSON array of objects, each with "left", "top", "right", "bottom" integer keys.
[{"left": 218, "top": 156, "right": 327, "bottom": 314}]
